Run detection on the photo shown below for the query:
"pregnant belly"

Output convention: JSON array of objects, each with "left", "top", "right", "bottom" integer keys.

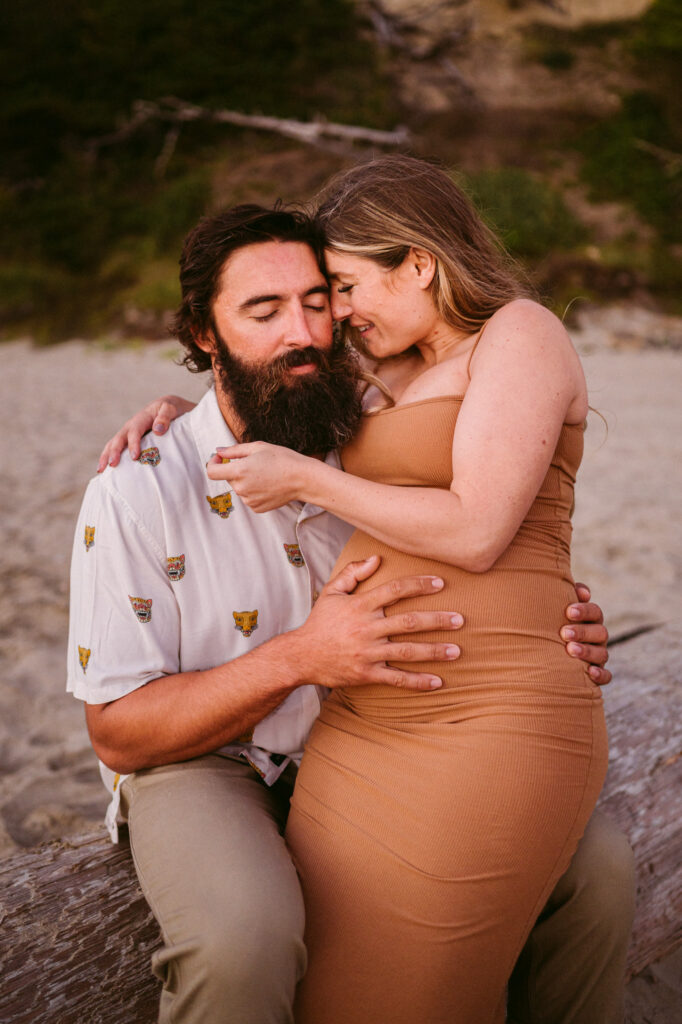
[{"left": 334, "top": 530, "right": 595, "bottom": 714}]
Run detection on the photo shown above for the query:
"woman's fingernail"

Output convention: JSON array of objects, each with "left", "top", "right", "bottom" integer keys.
[
  {"left": 563, "top": 628, "right": 576, "bottom": 640},
  {"left": 567, "top": 606, "right": 581, "bottom": 620},
  {"left": 445, "top": 645, "right": 460, "bottom": 658},
  {"left": 567, "top": 642, "right": 582, "bottom": 656},
  {"left": 154, "top": 423, "right": 166, "bottom": 434},
  {"left": 431, "top": 577, "right": 444, "bottom": 589},
  {"left": 429, "top": 677, "right": 443, "bottom": 689},
  {"left": 450, "top": 614, "right": 464, "bottom": 627}
]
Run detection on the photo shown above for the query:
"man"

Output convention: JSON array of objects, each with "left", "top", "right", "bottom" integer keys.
[{"left": 68, "top": 205, "right": 633, "bottom": 1024}]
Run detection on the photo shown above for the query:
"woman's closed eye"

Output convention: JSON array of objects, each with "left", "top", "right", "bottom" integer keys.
[{"left": 336, "top": 284, "right": 354, "bottom": 294}]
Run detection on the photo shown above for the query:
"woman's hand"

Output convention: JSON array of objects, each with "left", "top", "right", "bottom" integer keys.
[
  {"left": 206, "top": 442, "right": 317, "bottom": 512},
  {"left": 97, "top": 395, "right": 196, "bottom": 471},
  {"left": 562, "top": 583, "right": 612, "bottom": 686}
]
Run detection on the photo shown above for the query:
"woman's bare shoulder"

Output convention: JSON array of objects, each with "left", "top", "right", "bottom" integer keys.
[
  {"left": 478, "top": 299, "right": 576, "bottom": 360},
  {"left": 475, "top": 300, "right": 587, "bottom": 420},
  {"left": 487, "top": 298, "right": 567, "bottom": 335}
]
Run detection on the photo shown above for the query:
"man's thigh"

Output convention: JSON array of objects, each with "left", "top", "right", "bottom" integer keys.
[
  {"left": 120, "top": 756, "right": 305, "bottom": 1023},
  {"left": 508, "top": 809, "right": 634, "bottom": 1024}
]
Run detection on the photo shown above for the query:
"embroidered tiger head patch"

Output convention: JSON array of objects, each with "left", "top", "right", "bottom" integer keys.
[
  {"left": 206, "top": 493, "right": 233, "bottom": 519},
  {"left": 167, "top": 554, "right": 185, "bottom": 582},
  {"left": 78, "top": 646, "right": 91, "bottom": 673},
  {"left": 129, "top": 595, "right": 152, "bottom": 623},
  {"left": 139, "top": 446, "right": 161, "bottom": 467},
  {"left": 283, "top": 543, "right": 305, "bottom": 568},
  {"left": 84, "top": 526, "right": 95, "bottom": 551},
  {"left": 233, "top": 610, "right": 258, "bottom": 637}
]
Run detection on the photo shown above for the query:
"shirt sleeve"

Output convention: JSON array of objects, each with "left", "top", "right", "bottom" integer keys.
[{"left": 67, "top": 475, "right": 181, "bottom": 704}]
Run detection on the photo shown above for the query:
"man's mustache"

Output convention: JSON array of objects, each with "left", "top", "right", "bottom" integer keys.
[{"left": 274, "top": 346, "right": 329, "bottom": 372}]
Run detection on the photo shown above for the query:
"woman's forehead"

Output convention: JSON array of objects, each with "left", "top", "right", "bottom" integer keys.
[{"left": 324, "top": 250, "right": 378, "bottom": 278}]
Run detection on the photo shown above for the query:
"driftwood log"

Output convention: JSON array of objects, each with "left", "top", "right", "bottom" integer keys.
[{"left": 1, "top": 622, "right": 681, "bottom": 1023}]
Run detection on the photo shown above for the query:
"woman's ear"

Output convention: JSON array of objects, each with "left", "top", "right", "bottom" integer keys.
[{"left": 410, "top": 247, "right": 437, "bottom": 289}]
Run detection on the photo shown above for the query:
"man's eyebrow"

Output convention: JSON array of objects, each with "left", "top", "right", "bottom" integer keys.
[{"left": 238, "top": 284, "right": 329, "bottom": 311}]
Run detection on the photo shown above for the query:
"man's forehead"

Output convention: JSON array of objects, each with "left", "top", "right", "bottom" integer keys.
[{"left": 217, "top": 240, "right": 326, "bottom": 300}]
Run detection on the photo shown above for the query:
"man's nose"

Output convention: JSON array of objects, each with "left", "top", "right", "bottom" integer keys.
[{"left": 282, "top": 302, "right": 315, "bottom": 347}]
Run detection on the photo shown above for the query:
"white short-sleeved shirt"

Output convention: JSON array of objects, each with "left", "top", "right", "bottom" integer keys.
[{"left": 67, "top": 388, "right": 353, "bottom": 839}]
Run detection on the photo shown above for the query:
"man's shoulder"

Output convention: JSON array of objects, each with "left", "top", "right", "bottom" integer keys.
[{"left": 88, "top": 411, "right": 204, "bottom": 524}]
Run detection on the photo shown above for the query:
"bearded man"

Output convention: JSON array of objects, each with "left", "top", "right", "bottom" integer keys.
[{"left": 68, "top": 205, "right": 632, "bottom": 1024}]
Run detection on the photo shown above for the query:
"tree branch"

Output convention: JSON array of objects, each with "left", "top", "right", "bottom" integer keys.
[{"left": 86, "top": 97, "right": 410, "bottom": 163}]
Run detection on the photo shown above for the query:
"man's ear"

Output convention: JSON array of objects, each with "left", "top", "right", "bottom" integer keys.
[
  {"left": 194, "top": 330, "right": 215, "bottom": 355},
  {"left": 409, "top": 247, "right": 437, "bottom": 289}
]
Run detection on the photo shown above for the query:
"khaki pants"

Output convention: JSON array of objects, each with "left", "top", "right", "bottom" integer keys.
[{"left": 121, "top": 756, "right": 633, "bottom": 1024}]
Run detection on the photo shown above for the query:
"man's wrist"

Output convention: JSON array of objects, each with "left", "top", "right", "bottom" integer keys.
[{"left": 265, "top": 628, "right": 315, "bottom": 691}]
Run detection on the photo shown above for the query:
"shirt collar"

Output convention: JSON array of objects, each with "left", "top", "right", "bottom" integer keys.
[
  {"left": 187, "top": 386, "right": 343, "bottom": 523},
  {"left": 188, "top": 386, "right": 237, "bottom": 470}
]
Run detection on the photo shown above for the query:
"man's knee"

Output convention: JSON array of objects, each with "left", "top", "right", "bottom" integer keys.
[
  {"left": 155, "top": 900, "right": 306, "bottom": 1023},
  {"left": 550, "top": 811, "right": 635, "bottom": 936}
]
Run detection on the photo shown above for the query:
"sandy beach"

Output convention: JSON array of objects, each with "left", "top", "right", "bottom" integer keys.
[{"left": 1, "top": 306, "right": 680, "bottom": 1018}]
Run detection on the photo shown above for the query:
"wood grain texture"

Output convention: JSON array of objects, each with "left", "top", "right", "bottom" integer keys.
[
  {"left": 1, "top": 623, "right": 680, "bottom": 1023},
  {"left": 597, "top": 620, "right": 682, "bottom": 976}
]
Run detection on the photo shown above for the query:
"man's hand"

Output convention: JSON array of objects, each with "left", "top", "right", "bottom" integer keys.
[
  {"left": 297, "top": 556, "right": 463, "bottom": 691},
  {"left": 97, "top": 395, "right": 196, "bottom": 471},
  {"left": 562, "top": 583, "right": 611, "bottom": 686}
]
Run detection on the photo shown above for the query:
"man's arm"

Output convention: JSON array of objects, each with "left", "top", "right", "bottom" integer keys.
[
  {"left": 564, "top": 582, "right": 611, "bottom": 686},
  {"left": 86, "top": 557, "right": 463, "bottom": 774}
]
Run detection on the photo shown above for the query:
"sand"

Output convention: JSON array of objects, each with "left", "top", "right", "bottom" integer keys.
[{"left": 1, "top": 307, "right": 680, "bottom": 1019}]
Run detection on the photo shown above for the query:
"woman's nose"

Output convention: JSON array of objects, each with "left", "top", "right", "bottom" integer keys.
[{"left": 330, "top": 290, "right": 353, "bottom": 321}]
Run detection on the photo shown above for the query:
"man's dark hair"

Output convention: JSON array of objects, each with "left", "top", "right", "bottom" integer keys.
[{"left": 171, "top": 203, "right": 327, "bottom": 373}]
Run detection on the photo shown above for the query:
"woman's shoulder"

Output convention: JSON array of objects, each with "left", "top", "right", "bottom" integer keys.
[
  {"left": 473, "top": 299, "right": 587, "bottom": 419},
  {"left": 476, "top": 299, "right": 576, "bottom": 362},
  {"left": 486, "top": 298, "right": 567, "bottom": 337}
]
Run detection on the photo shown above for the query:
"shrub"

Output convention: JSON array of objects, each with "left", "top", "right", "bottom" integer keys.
[{"left": 462, "top": 168, "right": 588, "bottom": 259}]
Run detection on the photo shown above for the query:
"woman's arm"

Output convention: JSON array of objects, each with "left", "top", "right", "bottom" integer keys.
[
  {"left": 97, "top": 395, "right": 196, "bottom": 471},
  {"left": 209, "top": 301, "right": 587, "bottom": 572}
]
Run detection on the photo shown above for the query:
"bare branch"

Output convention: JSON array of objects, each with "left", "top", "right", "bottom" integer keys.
[
  {"left": 633, "top": 138, "right": 682, "bottom": 177},
  {"left": 364, "top": 0, "right": 470, "bottom": 61},
  {"left": 85, "top": 98, "right": 410, "bottom": 160},
  {"left": 154, "top": 125, "right": 181, "bottom": 178}
]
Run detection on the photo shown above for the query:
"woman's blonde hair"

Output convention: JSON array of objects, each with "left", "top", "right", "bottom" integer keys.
[{"left": 315, "top": 154, "right": 532, "bottom": 335}]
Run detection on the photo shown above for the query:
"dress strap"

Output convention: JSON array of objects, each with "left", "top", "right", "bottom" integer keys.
[{"left": 465, "top": 318, "right": 491, "bottom": 381}]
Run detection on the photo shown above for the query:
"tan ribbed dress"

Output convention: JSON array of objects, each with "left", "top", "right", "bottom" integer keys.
[{"left": 286, "top": 396, "right": 608, "bottom": 1024}]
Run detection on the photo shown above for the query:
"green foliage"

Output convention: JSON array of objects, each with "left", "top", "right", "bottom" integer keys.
[
  {"left": 631, "top": 0, "right": 682, "bottom": 59},
  {"left": 577, "top": 91, "right": 681, "bottom": 243},
  {"left": 462, "top": 169, "right": 587, "bottom": 259},
  {"left": 0, "top": 0, "right": 393, "bottom": 339},
  {"left": 537, "top": 48, "right": 575, "bottom": 72},
  {"left": 630, "top": 0, "right": 682, "bottom": 144},
  {"left": 0, "top": 0, "right": 391, "bottom": 180}
]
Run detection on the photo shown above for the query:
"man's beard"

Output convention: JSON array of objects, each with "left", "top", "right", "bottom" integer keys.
[{"left": 211, "top": 324, "right": 364, "bottom": 455}]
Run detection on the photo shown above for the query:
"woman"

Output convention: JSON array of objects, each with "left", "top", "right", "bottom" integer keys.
[{"left": 105, "top": 156, "right": 608, "bottom": 1023}]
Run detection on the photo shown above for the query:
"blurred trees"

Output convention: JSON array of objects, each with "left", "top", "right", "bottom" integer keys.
[{"left": 0, "top": 0, "right": 392, "bottom": 337}]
